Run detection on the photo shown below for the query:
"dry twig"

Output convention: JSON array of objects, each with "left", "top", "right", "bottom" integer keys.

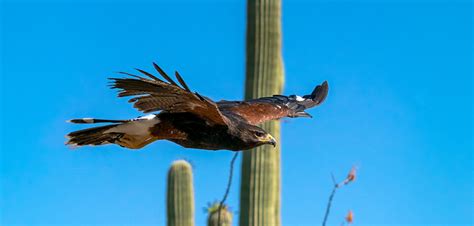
[
  {"left": 322, "top": 166, "right": 357, "bottom": 226},
  {"left": 217, "top": 152, "right": 239, "bottom": 225}
]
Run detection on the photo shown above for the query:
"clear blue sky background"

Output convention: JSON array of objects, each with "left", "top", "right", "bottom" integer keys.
[{"left": 1, "top": 0, "right": 472, "bottom": 225}]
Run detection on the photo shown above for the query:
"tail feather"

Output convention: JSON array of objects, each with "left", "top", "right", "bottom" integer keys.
[
  {"left": 67, "top": 118, "right": 130, "bottom": 124},
  {"left": 66, "top": 114, "right": 160, "bottom": 149},
  {"left": 66, "top": 124, "right": 124, "bottom": 147}
]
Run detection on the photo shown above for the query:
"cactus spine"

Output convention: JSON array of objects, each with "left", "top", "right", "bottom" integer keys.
[
  {"left": 239, "top": 0, "right": 283, "bottom": 225},
  {"left": 207, "top": 203, "right": 233, "bottom": 226},
  {"left": 167, "top": 160, "right": 195, "bottom": 226}
]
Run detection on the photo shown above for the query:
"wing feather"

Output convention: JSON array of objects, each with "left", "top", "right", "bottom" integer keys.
[
  {"left": 218, "top": 81, "right": 329, "bottom": 125},
  {"left": 110, "top": 63, "right": 228, "bottom": 126}
]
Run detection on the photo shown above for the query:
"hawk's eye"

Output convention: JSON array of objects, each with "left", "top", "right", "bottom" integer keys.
[{"left": 254, "top": 131, "right": 265, "bottom": 137}]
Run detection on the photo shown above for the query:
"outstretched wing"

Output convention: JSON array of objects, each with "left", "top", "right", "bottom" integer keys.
[
  {"left": 109, "top": 63, "right": 228, "bottom": 126},
  {"left": 218, "top": 81, "right": 328, "bottom": 125}
]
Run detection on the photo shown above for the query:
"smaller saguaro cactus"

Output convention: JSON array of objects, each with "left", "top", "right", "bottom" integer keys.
[
  {"left": 207, "top": 202, "right": 233, "bottom": 226},
  {"left": 167, "top": 160, "right": 195, "bottom": 226}
]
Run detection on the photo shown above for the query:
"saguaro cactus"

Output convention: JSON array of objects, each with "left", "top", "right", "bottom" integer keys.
[
  {"left": 207, "top": 203, "right": 233, "bottom": 226},
  {"left": 239, "top": 0, "right": 284, "bottom": 225},
  {"left": 167, "top": 160, "right": 195, "bottom": 226}
]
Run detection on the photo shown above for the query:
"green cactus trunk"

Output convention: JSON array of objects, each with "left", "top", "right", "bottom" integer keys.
[
  {"left": 239, "top": 0, "right": 283, "bottom": 225},
  {"left": 207, "top": 203, "right": 233, "bottom": 226},
  {"left": 167, "top": 160, "right": 195, "bottom": 226}
]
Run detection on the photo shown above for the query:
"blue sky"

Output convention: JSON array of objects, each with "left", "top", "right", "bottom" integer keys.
[{"left": 0, "top": 0, "right": 472, "bottom": 225}]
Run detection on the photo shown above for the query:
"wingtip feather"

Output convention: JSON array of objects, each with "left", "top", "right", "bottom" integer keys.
[
  {"left": 311, "top": 81, "right": 329, "bottom": 104},
  {"left": 152, "top": 62, "right": 179, "bottom": 86},
  {"left": 135, "top": 68, "right": 162, "bottom": 81},
  {"left": 175, "top": 71, "right": 191, "bottom": 92}
]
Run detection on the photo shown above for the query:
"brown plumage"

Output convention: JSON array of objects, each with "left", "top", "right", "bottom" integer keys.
[{"left": 66, "top": 63, "right": 328, "bottom": 151}]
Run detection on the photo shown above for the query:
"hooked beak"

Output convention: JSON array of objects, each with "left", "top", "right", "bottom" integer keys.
[
  {"left": 261, "top": 134, "right": 277, "bottom": 148},
  {"left": 294, "top": 111, "right": 312, "bottom": 118}
]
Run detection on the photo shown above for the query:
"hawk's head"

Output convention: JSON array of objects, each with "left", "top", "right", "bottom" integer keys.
[{"left": 237, "top": 124, "right": 277, "bottom": 149}]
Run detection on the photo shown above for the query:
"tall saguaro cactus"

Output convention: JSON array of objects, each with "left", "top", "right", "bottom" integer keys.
[
  {"left": 239, "top": 0, "right": 284, "bottom": 225},
  {"left": 167, "top": 160, "right": 195, "bottom": 226}
]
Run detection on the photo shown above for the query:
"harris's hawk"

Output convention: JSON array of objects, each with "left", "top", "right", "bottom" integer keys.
[{"left": 66, "top": 63, "right": 328, "bottom": 151}]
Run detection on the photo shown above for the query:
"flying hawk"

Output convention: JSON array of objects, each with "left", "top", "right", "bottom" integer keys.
[{"left": 66, "top": 63, "right": 328, "bottom": 151}]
